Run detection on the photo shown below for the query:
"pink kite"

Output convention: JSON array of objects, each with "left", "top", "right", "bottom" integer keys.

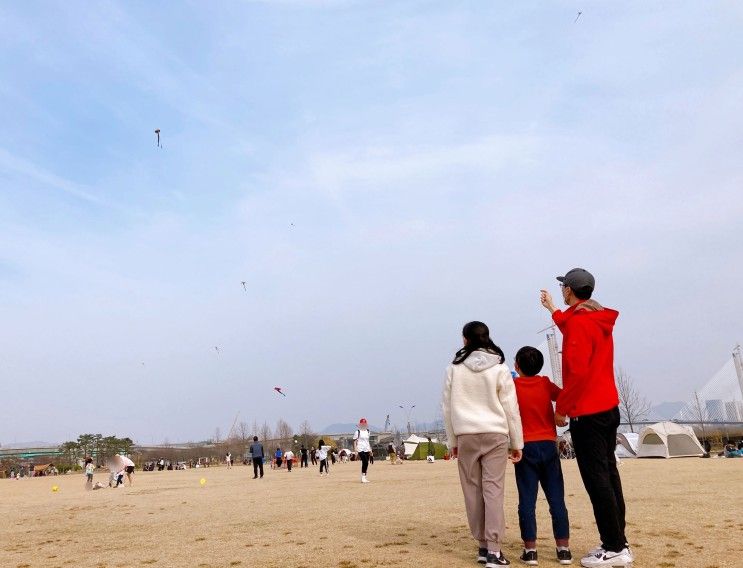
[{"left": 273, "top": 387, "right": 286, "bottom": 397}]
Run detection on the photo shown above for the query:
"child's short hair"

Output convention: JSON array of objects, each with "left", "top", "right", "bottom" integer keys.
[{"left": 515, "top": 346, "right": 544, "bottom": 376}]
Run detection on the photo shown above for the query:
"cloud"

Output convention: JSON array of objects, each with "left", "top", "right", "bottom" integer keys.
[{"left": 0, "top": 147, "right": 105, "bottom": 205}]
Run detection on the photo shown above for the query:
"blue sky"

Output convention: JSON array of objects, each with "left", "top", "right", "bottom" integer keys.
[{"left": 1, "top": 1, "right": 742, "bottom": 444}]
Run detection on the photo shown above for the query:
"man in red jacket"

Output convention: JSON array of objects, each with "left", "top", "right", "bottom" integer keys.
[{"left": 541, "top": 268, "right": 632, "bottom": 568}]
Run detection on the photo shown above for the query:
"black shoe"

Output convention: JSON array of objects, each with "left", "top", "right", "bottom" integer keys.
[
  {"left": 556, "top": 548, "right": 572, "bottom": 565},
  {"left": 519, "top": 549, "right": 538, "bottom": 565},
  {"left": 477, "top": 548, "right": 488, "bottom": 564},
  {"left": 486, "top": 551, "right": 510, "bottom": 567}
]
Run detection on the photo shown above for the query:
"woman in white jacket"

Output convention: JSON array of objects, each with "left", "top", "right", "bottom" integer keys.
[{"left": 442, "top": 321, "right": 524, "bottom": 568}]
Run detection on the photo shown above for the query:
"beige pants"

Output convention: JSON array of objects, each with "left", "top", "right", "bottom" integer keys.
[{"left": 457, "top": 432, "right": 508, "bottom": 551}]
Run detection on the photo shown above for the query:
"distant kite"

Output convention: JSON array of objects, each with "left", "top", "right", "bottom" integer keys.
[
  {"left": 214, "top": 346, "right": 221, "bottom": 355},
  {"left": 274, "top": 387, "right": 286, "bottom": 397},
  {"left": 574, "top": 11, "right": 582, "bottom": 23},
  {"left": 241, "top": 281, "right": 247, "bottom": 291},
  {"left": 154, "top": 129, "right": 161, "bottom": 147}
]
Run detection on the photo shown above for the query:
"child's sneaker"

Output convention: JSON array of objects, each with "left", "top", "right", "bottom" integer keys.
[
  {"left": 519, "top": 549, "right": 538, "bottom": 565},
  {"left": 556, "top": 548, "right": 572, "bottom": 565},
  {"left": 477, "top": 548, "right": 488, "bottom": 564},
  {"left": 486, "top": 551, "right": 510, "bottom": 567}
]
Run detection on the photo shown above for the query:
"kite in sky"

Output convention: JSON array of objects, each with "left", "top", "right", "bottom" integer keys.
[
  {"left": 154, "top": 129, "right": 161, "bottom": 147},
  {"left": 214, "top": 346, "right": 221, "bottom": 356},
  {"left": 241, "top": 281, "right": 247, "bottom": 291},
  {"left": 274, "top": 387, "right": 286, "bottom": 397},
  {"left": 574, "top": 11, "right": 582, "bottom": 23}
]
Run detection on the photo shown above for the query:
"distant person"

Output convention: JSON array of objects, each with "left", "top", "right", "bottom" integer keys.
[
  {"left": 275, "top": 447, "right": 283, "bottom": 469},
  {"left": 114, "top": 454, "right": 136, "bottom": 486},
  {"left": 317, "top": 440, "right": 331, "bottom": 476},
  {"left": 541, "top": 268, "right": 632, "bottom": 567},
  {"left": 226, "top": 452, "right": 232, "bottom": 469},
  {"left": 387, "top": 443, "right": 397, "bottom": 464},
  {"left": 250, "top": 436, "right": 265, "bottom": 479},
  {"left": 442, "top": 321, "right": 523, "bottom": 567},
  {"left": 353, "top": 418, "right": 372, "bottom": 483},
  {"left": 300, "top": 445, "right": 309, "bottom": 468},
  {"left": 284, "top": 449, "right": 295, "bottom": 471},
  {"left": 512, "top": 346, "right": 572, "bottom": 566},
  {"left": 310, "top": 446, "right": 317, "bottom": 466},
  {"left": 703, "top": 439, "right": 712, "bottom": 457},
  {"left": 84, "top": 458, "right": 94, "bottom": 490}
]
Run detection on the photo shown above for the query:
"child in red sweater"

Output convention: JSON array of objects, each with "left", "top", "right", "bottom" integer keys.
[{"left": 513, "top": 346, "right": 571, "bottom": 566}]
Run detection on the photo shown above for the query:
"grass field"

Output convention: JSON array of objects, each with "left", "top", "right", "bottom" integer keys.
[{"left": 1, "top": 458, "right": 741, "bottom": 568}]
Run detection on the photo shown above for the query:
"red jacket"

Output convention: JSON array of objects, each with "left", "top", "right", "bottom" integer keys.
[
  {"left": 513, "top": 375, "right": 561, "bottom": 442},
  {"left": 553, "top": 302, "right": 619, "bottom": 418}
]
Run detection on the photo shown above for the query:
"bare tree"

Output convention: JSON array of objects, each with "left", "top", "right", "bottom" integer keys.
[
  {"left": 615, "top": 367, "right": 651, "bottom": 432},
  {"left": 688, "top": 391, "right": 709, "bottom": 443},
  {"left": 298, "top": 420, "right": 317, "bottom": 448},
  {"left": 275, "top": 419, "right": 293, "bottom": 448},
  {"left": 259, "top": 421, "right": 273, "bottom": 444},
  {"left": 236, "top": 421, "right": 250, "bottom": 444}
]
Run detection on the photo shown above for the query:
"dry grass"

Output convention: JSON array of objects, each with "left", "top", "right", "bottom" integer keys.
[{"left": 1, "top": 458, "right": 741, "bottom": 567}]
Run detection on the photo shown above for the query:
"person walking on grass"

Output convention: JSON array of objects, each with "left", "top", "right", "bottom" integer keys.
[
  {"left": 84, "top": 457, "right": 94, "bottom": 490},
  {"left": 512, "top": 346, "right": 572, "bottom": 566},
  {"left": 274, "top": 447, "right": 283, "bottom": 469},
  {"left": 442, "top": 321, "right": 524, "bottom": 567},
  {"left": 353, "top": 418, "right": 373, "bottom": 483},
  {"left": 250, "top": 436, "right": 264, "bottom": 479},
  {"left": 541, "top": 268, "right": 632, "bottom": 568},
  {"left": 317, "top": 439, "right": 331, "bottom": 476},
  {"left": 284, "top": 448, "right": 294, "bottom": 472}
]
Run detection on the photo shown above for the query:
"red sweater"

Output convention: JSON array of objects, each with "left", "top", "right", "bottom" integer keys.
[
  {"left": 513, "top": 375, "right": 561, "bottom": 442},
  {"left": 553, "top": 302, "right": 620, "bottom": 417}
]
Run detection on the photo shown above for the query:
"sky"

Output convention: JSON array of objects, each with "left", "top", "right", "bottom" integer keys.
[{"left": 1, "top": 1, "right": 742, "bottom": 445}]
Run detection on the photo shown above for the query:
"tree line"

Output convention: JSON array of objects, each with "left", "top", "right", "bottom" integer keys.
[{"left": 58, "top": 434, "right": 134, "bottom": 467}]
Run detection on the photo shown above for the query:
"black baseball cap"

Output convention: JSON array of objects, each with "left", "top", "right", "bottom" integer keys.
[{"left": 557, "top": 268, "right": 595, "bottom": 289}]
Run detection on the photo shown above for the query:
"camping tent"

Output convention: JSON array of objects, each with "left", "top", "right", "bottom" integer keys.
[
  {"left": 615, "top": 432, "right": 639, "bottom": 458},
  {"left": 403, "top": 435, "right": 429, "bottom": 457},
  {"left": 636, "top": 422, "right": 704, "bottom": 458},
  {"left": 409, "top": 441, "right": 448, "bottom": 460}
]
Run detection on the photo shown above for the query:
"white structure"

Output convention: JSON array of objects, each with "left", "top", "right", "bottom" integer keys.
[
  {"left": 403, "top": 434, "right": 436, "bottom": 457},
  {"left": 615, "top": 432, "right": 639, "bottom": 458},
  {"left": 636, "top": 422, "right": 705, "bottom": 458}
]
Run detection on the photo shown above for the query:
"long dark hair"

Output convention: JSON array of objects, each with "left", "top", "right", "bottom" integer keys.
[{"left": 452, "top": 321, "right": 504, "bottom": 365}]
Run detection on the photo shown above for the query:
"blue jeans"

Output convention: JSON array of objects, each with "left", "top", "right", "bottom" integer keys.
[{"left": 514, "top": 440, "right": 570, "bottom": 543}]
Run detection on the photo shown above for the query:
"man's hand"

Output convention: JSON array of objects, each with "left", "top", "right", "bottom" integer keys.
[
  {"left": 509, "top": 449, "right": 522, "bottom": 463},
  {"left": 540, "top": 289, "right": 557, "bottom": 313},
  {"left": 555, "top": 412, "right": 568, "bottom": 427}
]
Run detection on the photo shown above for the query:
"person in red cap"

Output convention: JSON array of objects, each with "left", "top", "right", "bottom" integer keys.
[
  {"left": 353, "top": 418, "right": 372, "bottom": 483},
  {"left": 541, "top": 268, "right": 632, "bottom": 568}
]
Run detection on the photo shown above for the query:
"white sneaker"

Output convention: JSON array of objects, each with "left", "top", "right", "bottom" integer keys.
[
  {"left": 582, "top": 546, "right": 603, "bottom": 559},
  {"left": 580, "top": 547, "right": 633, "bottom": 567},
  {"left": 582, "top": 546, "right": 632, "bottom": 562},
  {"left": 361, "top": 475, "right": 370, "bottom": 483}
]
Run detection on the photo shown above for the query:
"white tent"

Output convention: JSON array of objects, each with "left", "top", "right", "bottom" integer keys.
[
  {"left": 615, "top": 432, "right": 639, "bottom": 458},
  {"left": 636, "top": 422, "right": 705, "bottom": 458},
  {"left": 403, "top": 434, "right": 437, "bottom": 457}
]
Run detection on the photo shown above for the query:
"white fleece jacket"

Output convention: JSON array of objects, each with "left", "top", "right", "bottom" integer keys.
[{"left": 441, "top": 350, "right": 524, "bottom": 450}]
